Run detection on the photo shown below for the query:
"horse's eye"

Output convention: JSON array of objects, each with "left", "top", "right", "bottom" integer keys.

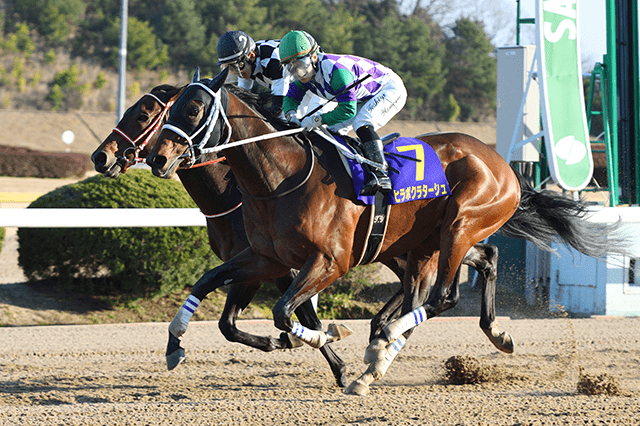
[
  {"left": 187, "top": 105, "right": 200, "bottom": 118},
  {"left": 138, "top": 113, "right": 150, "bottom": 123}
]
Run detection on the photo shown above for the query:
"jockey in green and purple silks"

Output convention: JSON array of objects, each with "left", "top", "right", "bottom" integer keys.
[{"left": 279, "top": 30, "right": 407, "bottom": 195}]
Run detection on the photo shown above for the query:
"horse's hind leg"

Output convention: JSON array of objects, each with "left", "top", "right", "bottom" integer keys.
[
  {"left": 379, "top": 155, "right": 518, "bottom": 343},
  {"left": 464, "top": 244, "right": 514, "bottom": 353},
  {"left": 369, "top": 256, "right": 406, "bottom": 342},
  {"left": 346, "top": 252, "right": 436, "bottom": 395},
  {"left": 368, "top": 246, "right": 481, "bottom": 341}
]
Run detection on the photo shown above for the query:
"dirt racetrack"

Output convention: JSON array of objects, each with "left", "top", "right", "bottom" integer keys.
[{"left": 1, "top": 317, "right": 639, "bottom": 425}]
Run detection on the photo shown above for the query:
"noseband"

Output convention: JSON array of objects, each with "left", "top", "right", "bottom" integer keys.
[{"left": 112, "top": 92, "right": 174, "bottom": 168}]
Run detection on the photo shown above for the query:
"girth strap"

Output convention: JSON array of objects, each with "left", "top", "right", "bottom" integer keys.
[{"left": 357, "top": 191, "right": 391, "bottom": 265}]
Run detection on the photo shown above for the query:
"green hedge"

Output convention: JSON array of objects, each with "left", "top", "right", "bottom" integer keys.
[
  {"left": 0, "top": 145, "right": 90, "bottom": 178},
  {"left": 17, "top": 170, "right": 221, "bottom": 297},
  {"left": 0, "top": 227, "right": 5, "bottom": 252}
]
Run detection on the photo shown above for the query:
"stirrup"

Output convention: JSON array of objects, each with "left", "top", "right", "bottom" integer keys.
[{"left": 360, "top": 172, "right": 391, "bottom": 196}]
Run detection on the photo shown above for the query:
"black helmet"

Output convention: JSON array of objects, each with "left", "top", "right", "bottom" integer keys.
[{"left": 216, "top": 30, "right": 256, "bottom": 65}]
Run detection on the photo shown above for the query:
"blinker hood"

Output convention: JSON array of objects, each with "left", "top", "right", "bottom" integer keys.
[{"left": 166, "top": 67, "right": 229, "bottom": 131}]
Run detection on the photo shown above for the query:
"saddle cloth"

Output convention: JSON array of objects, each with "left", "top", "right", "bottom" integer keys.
[{"left": 334, "top": 134, "right": 450, "bottom": 205}]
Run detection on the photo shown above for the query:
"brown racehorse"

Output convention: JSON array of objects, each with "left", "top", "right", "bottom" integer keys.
[
  {"left": 147, "top": 69, "right": 625, "bottom": 394},
  {"left": 91, "top": 85, "right": 185, "bottom": 178},
  {"left": 90, "top": 80, "right": 509, "bottom": 387}
]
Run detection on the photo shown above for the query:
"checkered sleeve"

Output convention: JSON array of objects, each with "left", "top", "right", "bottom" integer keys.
[{"left": 255, "top": 40, "right": 284, "bottom": 82}]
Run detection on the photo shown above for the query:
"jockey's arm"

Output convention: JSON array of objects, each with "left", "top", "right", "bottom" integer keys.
[
  {"left": 269, "top": 78, "right": 287, "bottom": 113},
  {"left": 317, "top": 69, "right": 356, "bottom": 126},
  {"left": 283, "top": 82, "right": 305, "bottom": 116}
]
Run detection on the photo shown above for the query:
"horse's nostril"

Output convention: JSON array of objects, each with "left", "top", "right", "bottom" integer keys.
[
  {"left": 148, "top": 154, "right": 167, "bottom": 169},
  {"left": 92, "top": 152, "right": 107, "bottom": 169}
]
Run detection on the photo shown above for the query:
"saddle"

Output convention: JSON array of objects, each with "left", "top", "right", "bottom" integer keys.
[{"left": 322, "top": 130, "right": 451, "bottom": 265}]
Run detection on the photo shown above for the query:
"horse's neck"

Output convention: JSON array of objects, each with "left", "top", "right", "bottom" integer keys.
[
  {"left": 176, "top": 164, "right": 233, "bottom": 211},
  {"left": 225, "top": 98, "right": 308, "bottom": 196}
]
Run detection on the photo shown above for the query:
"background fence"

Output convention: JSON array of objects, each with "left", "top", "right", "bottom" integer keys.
[{"left": 0, "top": 208, "right": 207, "bottom": 227}]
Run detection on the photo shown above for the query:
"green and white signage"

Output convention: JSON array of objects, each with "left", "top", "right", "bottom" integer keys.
[{"left": 536, "top": 0, "right": 593, "bottom": 191}]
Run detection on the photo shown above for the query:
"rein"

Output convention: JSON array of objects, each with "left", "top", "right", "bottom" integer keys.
[{"left": 113, "top": 93, "right": 174, "bottom": 166}]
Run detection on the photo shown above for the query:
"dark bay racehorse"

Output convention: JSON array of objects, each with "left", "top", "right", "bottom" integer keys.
[
  {"left": 92, "top": 85, "right": 185, "bottom": 178},
  {"left": 90, "top": 80, "right": 510, "bottom": 387},
  {"left": 146, "top": 69, "right": 625, "bottom": 394}
]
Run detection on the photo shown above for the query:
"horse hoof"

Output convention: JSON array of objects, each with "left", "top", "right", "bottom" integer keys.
[
  {"left": 166, "top": 331, "right": 185, "bottom": 370},
  {"left": 482, "top": 327, "right": 515, "bottom": 354},
  {"left": 363, "top": 337, "right": 387, "bottom": 364},
  {"left": 495, "top": 332, "right": 514, "bottom": 354},
  {"left": 344, "top": 379, "right": 369, "bottom": 396},
  {"left": 282, "top": 332, "right": 305, "bottom": 349},
  {"left": 166, "top": 347, "right": 186, "bottom": 371},
  {"left": 327, "top": 323, "right": 353, "bottom": 342},
  {"left": 336, "top": 372, "right": 348, "bottom": 388}
]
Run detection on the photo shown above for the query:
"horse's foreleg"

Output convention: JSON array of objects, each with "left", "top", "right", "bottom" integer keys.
[
  {"left": 218, "top": 281, "right": 303, "bottom": 352},
  {"left": 272, "top": 252, "right": 351, "bottom": 348},
  {"left": 274, "top": 273, "right": 349, "bottom": 387},
  {"left": 166, "top": 247, "right": 288, "bottom": 370},
  {"left": 291, "top": 302, "right": 349, "bottom": 387}
]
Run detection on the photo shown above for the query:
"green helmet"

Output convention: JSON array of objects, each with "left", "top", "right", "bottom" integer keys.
[{"left": 279, "top": 30, "right": 318, "bottom": 64}]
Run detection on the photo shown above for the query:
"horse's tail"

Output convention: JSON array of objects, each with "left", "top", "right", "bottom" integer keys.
[{"left": 497, "top": 168, "right": 629, "bottom": 258}]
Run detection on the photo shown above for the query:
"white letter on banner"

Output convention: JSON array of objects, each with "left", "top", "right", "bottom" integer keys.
[
  {"left": 543, "top": 0, "right": 577, "bottom": 18},
  {"left": 544, "top": 19, "right": 576, "bottom": 42}
]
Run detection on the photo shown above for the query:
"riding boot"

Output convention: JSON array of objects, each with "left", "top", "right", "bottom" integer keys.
[{"left": 357, "top": 126, "right": 391, "bottom": 195}]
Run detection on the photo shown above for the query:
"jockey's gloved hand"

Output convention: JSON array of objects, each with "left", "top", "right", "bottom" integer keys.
[
  {"left": 301, "top": 114, "right": 322, "bottom": 131},
  {"left": 285, "top": 111, "right": 301, "bottom": 126}
]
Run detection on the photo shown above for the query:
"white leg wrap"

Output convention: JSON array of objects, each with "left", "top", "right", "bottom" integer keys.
[
  {"left": 291, "top": 322, "right": 327, "bottom": 348},
  {"left": 168, "top": 295, "right": 200, "bottom": 338},
  {"left": 345, "top": 335, "right": 407, "bottom": 396},
  {"left": 382, "top": 306, "right": 427, "bottom": 342},
  {"left": 370, "top": 335, "right": 406, "bottom": 379},
  {"left": 363, "top": 337, "right": 388, "bottom": 364}
]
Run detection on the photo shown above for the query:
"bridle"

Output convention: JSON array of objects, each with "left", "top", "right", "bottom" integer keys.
[
  {"left": 161, "top": 82, "right": 232, "bottom": 169},
  {"left": 112, "top": 92, "right": 175, "bottom": 169}
]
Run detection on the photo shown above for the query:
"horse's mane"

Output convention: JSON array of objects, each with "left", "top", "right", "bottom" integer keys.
[
  {"left": 150, "top": 84, "right": 184, "bottom": 94},
  {"left": 225, "top": 84, "right": 295, "bottom": 131},
  {"left": 150, "top": 84, "right": 188, "bottom": 103}
]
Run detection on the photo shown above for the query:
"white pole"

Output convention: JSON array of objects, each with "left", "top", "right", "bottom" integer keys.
[
  {"left": 0, "top": 209, "right": 206, "bottom": 228},
  {"left": 116, "top": 0, "right": 128, "bottom": 122}
]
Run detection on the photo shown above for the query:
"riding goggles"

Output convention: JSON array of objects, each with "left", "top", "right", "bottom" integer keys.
[
  {"left": 285, "top": 55, "right": 314, "bottom": 81},
  {"left": 222, "top": 59, "right": 247, "bottom": 76}
]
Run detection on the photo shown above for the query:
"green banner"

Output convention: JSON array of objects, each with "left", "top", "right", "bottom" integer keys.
[{"left": 537, "top": 0, "right": 593, "bottom": 191}]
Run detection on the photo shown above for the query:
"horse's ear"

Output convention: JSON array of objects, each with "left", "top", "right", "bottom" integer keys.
[
  {"left": 192, "top": 67, "right": 200, "bottom": 83},
  {"left": 207, "top": 67, "right": 229, "bottom": 92}
]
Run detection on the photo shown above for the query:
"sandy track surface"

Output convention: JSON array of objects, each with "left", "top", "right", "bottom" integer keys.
[{"left": 1, "top": 317, "right": 639, "bottom": 425}]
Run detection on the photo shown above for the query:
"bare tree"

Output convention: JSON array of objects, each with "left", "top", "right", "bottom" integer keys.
[{"left": 400, "top": 0, "right": 518, "bottom": 47}]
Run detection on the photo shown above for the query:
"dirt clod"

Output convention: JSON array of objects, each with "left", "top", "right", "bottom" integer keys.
[
  {"left": 443, "top": 355, "right": 497, "bottom": 384},
  {"left": 577, "top": 366, "right": 622, "bottom": 396}
]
